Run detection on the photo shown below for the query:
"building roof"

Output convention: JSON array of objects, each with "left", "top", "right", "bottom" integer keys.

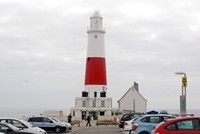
[{"left": 117, "top": 82, "right": 147, "bottom": 103}]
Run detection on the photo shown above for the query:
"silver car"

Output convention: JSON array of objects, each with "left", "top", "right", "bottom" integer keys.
[{"left": 27, "top": 116, "right": 69, "bottom": 133}]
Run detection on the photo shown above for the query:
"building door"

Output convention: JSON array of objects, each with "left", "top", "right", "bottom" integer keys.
[
  {"left": 89, "top": 111, "right": 98, "bottom": 120},
  {"left": 81, "top": 111, "right": 86, "bottom": 120}
]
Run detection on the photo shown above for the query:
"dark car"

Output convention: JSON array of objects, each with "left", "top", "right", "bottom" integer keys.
[
  {"left": 119, "top": 113, "right": 135, "bottom": 128},
  {"left": 0, "top": 122, "right": 33, "bottom": 134}
]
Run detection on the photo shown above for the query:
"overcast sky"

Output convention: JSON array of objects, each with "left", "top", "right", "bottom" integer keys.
[{"left": 0, "top": 0, "right": 200, "bottom": 113}]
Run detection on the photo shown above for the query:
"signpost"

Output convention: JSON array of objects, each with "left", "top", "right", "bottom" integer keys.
[{"left": 175, "top": 72, "right": 187, "bottom": 116}]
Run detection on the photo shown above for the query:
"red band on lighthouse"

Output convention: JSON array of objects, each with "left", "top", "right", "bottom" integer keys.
[{"left": 85, "top": 57, "right": 107, "bottom": 85}]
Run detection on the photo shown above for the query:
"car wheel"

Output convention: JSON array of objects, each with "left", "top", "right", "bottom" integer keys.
[{"left": 55, "top": 126, "right": 61, "bottom": 133}]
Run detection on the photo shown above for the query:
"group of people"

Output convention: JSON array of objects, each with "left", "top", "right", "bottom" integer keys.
[{"left": 67, "top": 114, "right": 91, "bottom": 127}]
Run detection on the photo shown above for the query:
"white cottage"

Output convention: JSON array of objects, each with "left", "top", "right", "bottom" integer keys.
[{"left": 118, "top": 82, "right": 147, "bottom": 113}]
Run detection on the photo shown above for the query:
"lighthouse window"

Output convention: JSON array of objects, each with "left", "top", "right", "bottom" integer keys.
[{"left": 94, "top": 35, "right": 97, "bottom": 39}]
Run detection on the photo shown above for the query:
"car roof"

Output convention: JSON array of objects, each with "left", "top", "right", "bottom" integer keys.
[
  {"left": 135, "top": 114, "right": 174, "bottom": 120},
  {"left": 141, "top": 114, "right": 173, "bottom": 117},
  {"left": 28, "top": 116, "right": 48, "bottom": 118},
  {"left": 171, "top": 116, "right": 200, "bottom": 122}
]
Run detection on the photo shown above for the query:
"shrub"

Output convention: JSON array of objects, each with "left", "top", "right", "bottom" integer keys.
[{"left": 96, "top": 119, "right": 119, "bottom": 126}]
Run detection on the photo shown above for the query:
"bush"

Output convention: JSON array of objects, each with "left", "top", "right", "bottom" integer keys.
[{"left": 96, "top": 120, "right": 119, "bottom": 126}]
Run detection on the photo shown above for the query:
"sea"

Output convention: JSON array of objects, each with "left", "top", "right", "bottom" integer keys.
[{"left": 0, "top": 108, "right": 70, "bottom": 120}]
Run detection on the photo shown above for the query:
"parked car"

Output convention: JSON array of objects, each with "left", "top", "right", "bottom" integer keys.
[
  {"left": 27, "top": 116, "right": 67, "bottom": 133},
  {"left": 0, "top": 122, "right": 33, "bottom": 134},
  {"left": 131, "top": 114, "right": 175, "bottom": 134},
  {"left": 152, "top": 116, "right": 200, "bottom": 134},
  {"left": 124, "top": 117, "right": 139, "bottom": 133},
  {"left": 0, "top": 118, "right": 46, "bottom": 134},
  {"left": 119, "top": 113, "right": 135, "bottom": 128}
]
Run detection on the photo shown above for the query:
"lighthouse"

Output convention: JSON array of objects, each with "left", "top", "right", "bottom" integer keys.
[
  {"left": 71, "top": 11, "right": 112, "bottom": 120},
  {"left": 85, "top": 11, "right": 107, "bottom": 95}
]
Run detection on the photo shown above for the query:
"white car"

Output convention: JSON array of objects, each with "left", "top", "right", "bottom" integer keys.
[
  {"left": 123, "top": 117, "right": 138, "bottom": 132},
  {"left": 0, "top": 118, "right": 47, "bottom": 134}
]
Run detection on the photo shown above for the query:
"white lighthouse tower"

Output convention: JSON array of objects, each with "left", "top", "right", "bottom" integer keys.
[
  {"left": 71, "top": 11, "right": 112, "bottom": 120},
  {"left": 85, "top": 11, "right": 107, "bottom": 96}
]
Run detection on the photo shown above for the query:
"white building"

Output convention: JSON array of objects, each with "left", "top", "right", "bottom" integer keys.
[
  {"left": 71, "top": 11, "right": 112, "bottom": 120},
  {"left": 118, "top": 82, "right": 147, "bottom": 113}
]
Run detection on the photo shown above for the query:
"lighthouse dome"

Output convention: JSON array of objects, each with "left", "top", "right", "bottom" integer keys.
[{"left": 91, "top": 11, "right": 102, "bottom": 18}]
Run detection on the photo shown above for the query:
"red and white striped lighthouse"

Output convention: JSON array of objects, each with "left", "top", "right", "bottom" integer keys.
[
  {"left": 72, "top": 12, "right": 112, "bottom": 120},
  {"left": 85, "top": 11, "right": 107, "bottom": 96}
]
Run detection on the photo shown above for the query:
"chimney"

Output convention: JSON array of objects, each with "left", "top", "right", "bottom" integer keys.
[{"left": 134, "top": 81, "right": 139, "bottom": 92}]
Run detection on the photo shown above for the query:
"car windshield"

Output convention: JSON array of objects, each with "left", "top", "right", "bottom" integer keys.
[
  {"left": 121, "top": 114, "right": 134, "bottom": 121},
  {"left": 4, "top": 123, "right": 20, "bottom": 131}
]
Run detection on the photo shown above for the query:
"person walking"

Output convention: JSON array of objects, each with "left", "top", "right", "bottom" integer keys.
[
  {"left": 86, "top": 115, "right": 91, "bottom": 127},
  {"left": 67, "top": 114, "right": 72, "bottom": 124}
]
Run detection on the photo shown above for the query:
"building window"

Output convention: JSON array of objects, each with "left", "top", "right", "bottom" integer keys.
[
  {"left": 94, "top": 35, "right": 97, "bottom": 39},
  {"left": 82, "top": 91, "right": 88, "bottom": 97},
  {"left": 101, "top": 101, "right": 105, "bottom": 107},
  {"left": 82, "top": 101, "right": 86, "bottom": 107},
  {"left": 94, "top": 92, "right": 97, "bottom": 97},
  {"left": 100, "top": 91, "right": 106, "bottom": 97},
  {"left": 99, "top": 111, "right": 105, "bottom": 116}
]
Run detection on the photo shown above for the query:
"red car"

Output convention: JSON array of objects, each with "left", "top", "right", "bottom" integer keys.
[{"left": 152, "top": 117, "right": 200, "bottom": 134}]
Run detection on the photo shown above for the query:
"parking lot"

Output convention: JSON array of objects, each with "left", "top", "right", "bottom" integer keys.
[
  {"left": 49, "top": 126, "right": 122, "bottom": 134},
  {"left": 68, "top": 127, "right": 122, "bottom": 134},
  {"left": 48, "top": 130, "right": 72, "bottom": 134}
]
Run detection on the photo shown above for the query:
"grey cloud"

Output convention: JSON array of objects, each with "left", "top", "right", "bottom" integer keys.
[{"left": 0, "top": 0, "right": 200, "bottom": 111}]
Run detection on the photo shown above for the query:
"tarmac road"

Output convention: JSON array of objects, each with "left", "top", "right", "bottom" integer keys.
[{"left": 70, "top": 126, "right": 123, "bottom": 134}]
